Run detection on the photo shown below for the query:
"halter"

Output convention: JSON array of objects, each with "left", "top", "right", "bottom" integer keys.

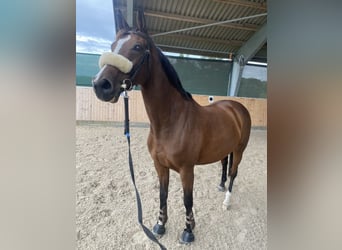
[
  {"left": 121, "top": 50, "right": 150, "bottom": 91},
  {"left": 98, "top": 47, "right": 150, "bottom": 92}
]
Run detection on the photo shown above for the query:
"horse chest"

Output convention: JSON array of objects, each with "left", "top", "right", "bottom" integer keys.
[{"left": 148, "top": 138, "right": 193, "bottom": 169}]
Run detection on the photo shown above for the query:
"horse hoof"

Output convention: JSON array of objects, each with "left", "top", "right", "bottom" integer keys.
[
  {"left": 179, "top": 229, "right": 195, "bottom": 244},
  {"left": 152, "top": 223, "right": 166, "bottom": 237},
  {"left": 217, "top": 185, "right": 226, "bottom": 192},
  {"left": 222, "top": 203, "right": 230, "bottom": 210}
]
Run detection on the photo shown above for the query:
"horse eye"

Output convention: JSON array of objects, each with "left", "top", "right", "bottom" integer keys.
[{"left": 133, "top": 44, "right": 143, "bottom": 51}]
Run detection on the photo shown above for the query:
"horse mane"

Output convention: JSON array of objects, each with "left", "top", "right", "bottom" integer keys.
[
  {"left": 156, "top": 48, "right": 193, "bottom": 101},
  {"left": 127, "top": 30, "right": 192, "bottom": 100}
]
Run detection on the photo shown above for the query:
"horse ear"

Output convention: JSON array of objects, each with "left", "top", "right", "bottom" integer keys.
[
  {"left": 115, "top": 9, "right": 130, "bottom": 32},
  {"left": 136, "top": 8, "right": 148, "bottom": 33}
]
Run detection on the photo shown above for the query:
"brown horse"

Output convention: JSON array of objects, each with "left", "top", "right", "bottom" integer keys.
[{"left": 92, "top": 10, "right": 251, "bottom": 244}]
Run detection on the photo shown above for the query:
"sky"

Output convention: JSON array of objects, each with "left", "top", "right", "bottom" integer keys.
[{"left": 76, "top": 0, "right": 115, "bottom": 54}]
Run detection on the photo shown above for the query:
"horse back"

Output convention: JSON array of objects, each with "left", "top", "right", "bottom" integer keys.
[{"left": 201, "top": 100, "right": 250, "bottom": 129}]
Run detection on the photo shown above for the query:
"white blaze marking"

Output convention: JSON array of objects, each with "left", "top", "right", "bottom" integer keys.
[
  {"left": 113, "top": 35, "right": 131, "bottom": 54},
  {"left": 94, "top": 64, "right": 107, "bottom": 82},
  {"left": 95, "top": 35, "right": 133, "bottom": 78}
]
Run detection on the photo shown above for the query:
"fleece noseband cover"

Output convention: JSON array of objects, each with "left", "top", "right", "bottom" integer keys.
[{"left": 98, "top": 52, "right": 133, "bottom": 74}]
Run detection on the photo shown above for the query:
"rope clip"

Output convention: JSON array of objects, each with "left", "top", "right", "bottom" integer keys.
[{"left": 121, "top": 79, "right": 133, "bottom": 92}]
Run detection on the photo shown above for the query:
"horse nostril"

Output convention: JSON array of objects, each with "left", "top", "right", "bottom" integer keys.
[
  {"left": 94, "top": 79, "right": 113, "bottom": 92},
  {"left": 101, "top": 79, "right": 112, "bottom": 90}
]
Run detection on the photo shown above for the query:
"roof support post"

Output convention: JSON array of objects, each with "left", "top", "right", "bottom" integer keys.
[
  {"left": 228, "top": 56, "right": 245, "bottom": 96},
  {"left": 228, "top": 23, "right": 267, "bottom": 96},
  {"left": 126, "top": 0, "right": 134, "bottom": 26}
]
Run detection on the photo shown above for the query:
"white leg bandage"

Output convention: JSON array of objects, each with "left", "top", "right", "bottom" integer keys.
[{"left": 223, "top": 191, "right": 231, "bottom": 208}]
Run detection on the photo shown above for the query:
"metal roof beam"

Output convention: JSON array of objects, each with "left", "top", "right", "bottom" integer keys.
[
  {"left": 144, "top": 10, "right": 259, "bottom": 32},
  {"left": 228, "top": 23, "right": 267, "bottom": 96},
  {"left": 213, "top": 0, "right": 267, "bottom": 11},
  {"left": 150, "top": 31, "right": 244, "bottom": 47},
  {"left": 152, "top": 13, "right": 267, "bottom": 37},
  {"left": 237, "top": 22, "right": 267, "bottom": 62},
  {"left": 158, "top": 44, "right": 233, "bottom": 57},
  {"left": 126, "top": 0, "right": 134, "bottom": 26}
]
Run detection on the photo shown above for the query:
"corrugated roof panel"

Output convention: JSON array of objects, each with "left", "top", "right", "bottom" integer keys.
[
  {"left": 114, "top": 0, "right": 267, "bottom": 60},
  {"left": 196, "top": 0, "right": 212, "bottom": 18}
]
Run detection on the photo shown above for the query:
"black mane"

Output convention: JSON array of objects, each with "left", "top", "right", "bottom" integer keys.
[{"left": 156, "top": 48, "right": 193, "bottom": 101}]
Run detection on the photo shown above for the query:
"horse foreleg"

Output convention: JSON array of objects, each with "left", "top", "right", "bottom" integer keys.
[
  {"left": 152, "top": 163, "right": 169, "bottom": 237},
  {"left": 179, "top": 167, "right": 195, "bottom": 244}
]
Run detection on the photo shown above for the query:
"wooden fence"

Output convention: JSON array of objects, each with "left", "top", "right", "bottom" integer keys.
[{"left": 76, "top": 87, "right": 267, "bottom": 127}]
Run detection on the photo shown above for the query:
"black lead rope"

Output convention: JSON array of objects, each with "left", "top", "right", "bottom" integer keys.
[{"left": 123, "top": 91, "right": 167, "bottom": 250}]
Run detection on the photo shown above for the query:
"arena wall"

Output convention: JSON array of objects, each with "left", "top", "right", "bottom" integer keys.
[{"left": 76, "top": 87, "right": 267, "bottom": 127}]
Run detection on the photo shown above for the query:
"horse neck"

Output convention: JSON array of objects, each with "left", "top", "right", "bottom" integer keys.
[{"left": 140, "top": 53, "right": 190, "bottom": 133}]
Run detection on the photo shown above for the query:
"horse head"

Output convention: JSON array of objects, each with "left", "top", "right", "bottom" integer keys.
[{"left": 92, "top": 9, "right": 150, "bottom": 103}]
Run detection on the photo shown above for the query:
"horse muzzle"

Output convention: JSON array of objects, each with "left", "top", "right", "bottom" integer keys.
[{"left": 92, "top": 78, "right": 121, "bottom": 103}]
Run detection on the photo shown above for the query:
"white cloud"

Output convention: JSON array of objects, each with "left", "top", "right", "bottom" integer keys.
[
  {"left": 76, "top": 33, "right": 112, "bottom": 54},
  {"left": 76, "top": 34, "right": 112, "bottom": 44}
]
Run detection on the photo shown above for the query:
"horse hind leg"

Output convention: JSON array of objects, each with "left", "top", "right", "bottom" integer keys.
[
  {"left": 218, "top": 155, "right": 229, "bottom": 191},
  {"left": 223, "top": 150, "right": 242, "bottom": 210}
]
